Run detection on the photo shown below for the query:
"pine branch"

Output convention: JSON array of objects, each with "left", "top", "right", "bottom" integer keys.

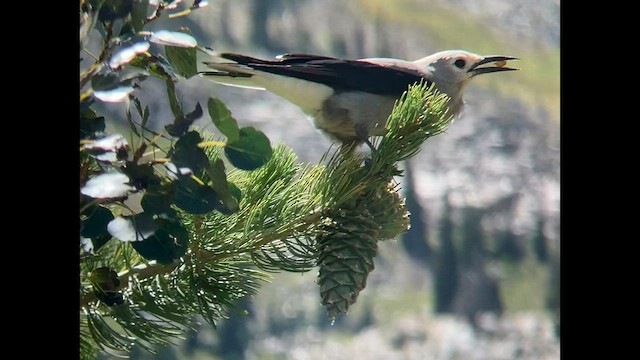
[{"left": 79, "top": 81, "right": 454, "bottom": 356}]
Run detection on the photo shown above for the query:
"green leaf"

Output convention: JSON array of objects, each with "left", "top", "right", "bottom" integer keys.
[
  {"left": 81, "top": 172, "right": 135, "bottom": 199},
  {"left": 174, "top": 176, "right": 219, "bottom": 214},
  {"left": 225, "top": 127, "right": 273, "bottom": 170},
  {"left": 165, "top": 43, "right": 197, "bottom": 78},
  {"left": 165, "top": 78, "right": 184, "bottom": 119},
  {"left": 89, "top": 267, "right": 120, "bottom": 291},
  {"left": 82, "top": 234, "right": 113, "bottom": 253},
  {"left": 141, "top": 185, "right": 174, "bottom": 213},
  {"left": 129, "top": 53, "right": 175, "bottom": 80},
  {"left": 97, "top": 0, "right": 134, "bottom": 22},
  {"left": 165, "top": 102, "right": 203, "bottom": 137},
  {"left": 228, "top": 181, "right": 242, "bottom": 203},
  {"left": 107, "top": 212, "right": 159, "bottom": 242},
  {"left": 208, "top": 97, "right": 239, "bottom": 142},
  {"left": 130, "top": 0, "right": 149, "bottom": 33},
  {"left": 81, "top": 205, "right": 115, "bottom": 238},
  {"left": 80, "top": 108, "right": 106, "bottom": 140},
  {"left": 170, "top": 131, "right": 209, "bottom": 173},
  {"left": 205, "top": 159, "right": 239, "bottom": 214},
  {"left": 89, "top": 267, "right": 124, "bottom": 306},
  {"left": 121, "top": 161, "right": 160, "bottom": 189},
  {"left": 131, "top": 218, "right": 189, "bottom": 264},
  {"left": 150, "top": 30, "right": 197, "bottom": 48}
]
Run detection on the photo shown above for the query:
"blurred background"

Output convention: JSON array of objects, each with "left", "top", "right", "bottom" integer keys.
[{"left": 98, "top": 0, "right": 560, "bottom": 359}]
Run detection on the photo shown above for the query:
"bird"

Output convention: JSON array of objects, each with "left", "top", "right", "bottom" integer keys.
[{"left": 199, "top": 50, "right": 518, "bottom": 145}]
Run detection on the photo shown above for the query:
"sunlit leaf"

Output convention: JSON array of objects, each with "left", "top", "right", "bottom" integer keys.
[
  {"left": 107, "top": 212, "right": 158, "bottom": 242},
  {"left": 94, "top": 86, "right": 134, "bottom": 102},
  {"left": 81, "top": 234, "right": 113, "bottom": 254},
  {"left": 225, "top": 127, "right": 273, "bottom": 170},
  {"left": 165, "top": 39, "right": 197, "bottom": 78},
  {"left": 109, "top": 42, "right": 150, "bottom": 69},
  {"left": 83, "top": 134, "right": 129, "bottom": 162},
  {"left": 164, "top": 162, "right": 193, "bottom": 180},
  {"left": 81, "top": 172, "right": 135, "bottom": 199},
  {"left": 92, "top": 71, "right": 147, "bottom": 103},
  {"left": 193, "top": 0, "right": 208, "bottom": 8},
  {"left": 208, "top": 97, "right": 239, "bottom": 142},
  {"left": 150, "top": 30, "right": 197, "bottom": 48}
]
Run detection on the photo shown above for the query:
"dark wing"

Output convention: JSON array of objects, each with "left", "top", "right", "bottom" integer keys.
[{"left": 219, "top": 53, "right": 429, "bottom": 95}]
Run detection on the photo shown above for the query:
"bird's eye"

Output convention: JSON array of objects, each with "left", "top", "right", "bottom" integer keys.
[{"left": 454, "top": 59, "right": 466, "bottom": 69}]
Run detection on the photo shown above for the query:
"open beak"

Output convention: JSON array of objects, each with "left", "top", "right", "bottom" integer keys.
[{"left": 469, "top": 55, "right": 519, "bottom": 76}]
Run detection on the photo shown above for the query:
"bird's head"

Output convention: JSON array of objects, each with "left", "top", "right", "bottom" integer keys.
[{"left": 416, "top": 50, "right": 519, "bottom": 114}]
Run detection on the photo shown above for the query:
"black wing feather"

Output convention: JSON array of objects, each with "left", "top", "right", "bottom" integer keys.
[{"left": 219, "top": 53, "right": 429, "bottom": 95}]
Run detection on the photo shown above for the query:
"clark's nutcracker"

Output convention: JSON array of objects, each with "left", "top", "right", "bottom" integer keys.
[{"left": 200, "top": 50, "right": 518, "bottom": 144}]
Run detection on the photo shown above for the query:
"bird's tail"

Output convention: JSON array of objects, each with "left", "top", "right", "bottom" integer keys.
[{"left": 199, "top": 50, "right": 265, "bottom": 90}]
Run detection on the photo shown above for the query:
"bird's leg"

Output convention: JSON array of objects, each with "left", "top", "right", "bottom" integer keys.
[{"left": 354, "top": 122, "right": 377, "bottom": 166}]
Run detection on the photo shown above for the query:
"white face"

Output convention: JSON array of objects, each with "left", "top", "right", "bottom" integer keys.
[{"left": 427, "top": 50, "right": 484, "bottom": 85}]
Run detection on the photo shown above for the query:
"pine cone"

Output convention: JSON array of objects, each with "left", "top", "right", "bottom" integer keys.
[
  {"left": 365, "top": 181, "right": 411, "bottom": 240},
  {"left": 317, "top": 209, "right": 379, "bottom": 319}
]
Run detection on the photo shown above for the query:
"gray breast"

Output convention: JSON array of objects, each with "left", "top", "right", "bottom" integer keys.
[{"left": 315, "top": 91, "right": 398, "bottom": 143}]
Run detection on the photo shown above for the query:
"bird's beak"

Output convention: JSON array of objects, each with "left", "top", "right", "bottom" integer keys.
[{"left": 469, "top": 55, "right": 519, "bottom": 76}]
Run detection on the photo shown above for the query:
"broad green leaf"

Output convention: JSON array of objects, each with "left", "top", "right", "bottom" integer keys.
[
  {"left": 165, "top": 43, "right": 197, "bottom": 78},
  {"left": 89, "top": 266, "right": 124, "bottom": 306},
  {"left": 165, "top": 102, "right": 203, "bottom": 137},
  {"left": 130, "top": 0, "right": 149, "bottom": 33},
  {"left": 81, "top": 234, "right": 112, "bottom": 253},
  {"left": 208, "top": 97, "right": 239, "bottom": 142},
  {"left": 97, "top": 0, "right": 134, "bottom": 22},
  {"left": 81, "top": 205, "right": 115, "bottom": 238},
  {"left": 170, "top": 131, "right": 209, "bottom": 172},
  {"left": 150, "top": 30, "right": 197, "bottom": 48},
  {"left": 174, "top": 176, "right": 219, "bottom": 214},
  {"left": 80, "top": 108, "right": 106, "bottom": 139},
  {"left": 165, "top": 78, "right": 183, "bottom": 119},
  {"left": 205, "top": 158, "right": 239, "bottom": 213},
  {"left": 225, "top": 127, "right": 273, "bottom": 170},
  {"left": 81, "top": 172, "right": 135, "bottom": 199},
  {"left": 89, "top": 267, "right": 120, "bottom": 292},
  {"left": 131, "top": 219, "right": 189, "bottom": 264},
  {"left": 129, "top": 53, "right": 175, "bottom": 80},
  {"left": 141, "top": 184, "right": 174, "bottom": 213},
  {"left": 107, "top": 212, "right": 158, "bottom": 242},
  {"left": 121, "top": 161, "right": 160, "bottom": 189}
]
